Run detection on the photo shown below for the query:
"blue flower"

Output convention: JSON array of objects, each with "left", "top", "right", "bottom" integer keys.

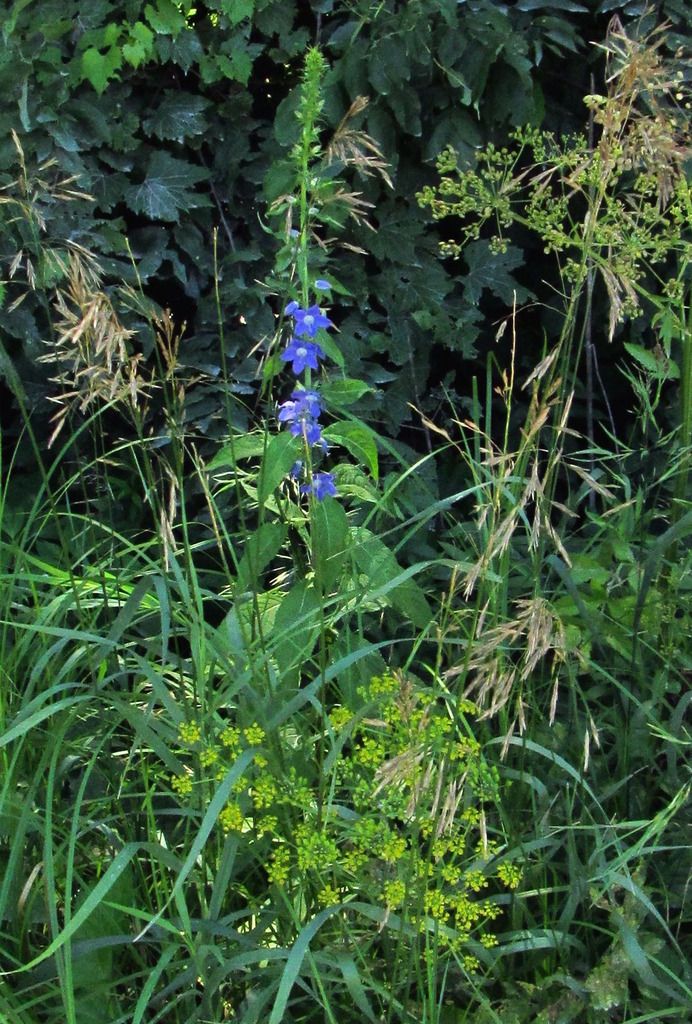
[
  {"left": 278, "top": 390, "right": 326, "bottom": 448},
  {"left": 290, "top": 389, "right": 322, "bottom": 417},
  {"left": 314, "top": 279, "right": 331, "bottom": 291},
  {"left": 285, "top": 303, "right": 332, "bottom": 338},
  {"left": 292, "top": 419, "right": 326, "bottom": 447},
  {"left": 301, "top": 471, "right": 337, "bottom": 500},
  {"left": 280, "top": 340, "right": 325, "bottom": 375}
]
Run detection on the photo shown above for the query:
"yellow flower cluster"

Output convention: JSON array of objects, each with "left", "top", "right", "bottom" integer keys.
[
  {"left": 383, "top": 879, "right": 406, "bottom": 907},
  {"left": 329, "top": 706, "right": 352, "bottom": 730},
  {"left": 171, "top": 772, "right": 193, "bottom": 796},
  {"left": 497, "top": 860, "right": 523, "bottom": 890},
  {"left": 219, "top": 802, "right": 244, "bottom": 833},
  {"left": 165, "top": 678, "right": 523, "bottom": 972},
  {"left": 220, "top": 725, "right": 241, "bottom": 751},
  {"left": 252, "top": 773, "right": 278, "bottom": 809},
  {"left": 317, "top": 884, "right": 340, "bottom": 907},
  {"left": 200, "top": 746, "right": 219, "bottom": 768},
  {"left": 295, "top": 823, "right": 338, "bottom": 871},
  {"left": 244, "top": 724, "right": 265, "bottom": 746},
  {"left": 178, "top": 720, "right": 202, "bottom": 745},
  {"left": 267, "top": 844, "right": 290, "bottom": 885}
]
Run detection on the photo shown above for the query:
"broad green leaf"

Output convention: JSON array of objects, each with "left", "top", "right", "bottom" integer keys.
[
  {"left": 216, "top": 49, "right": 254, "bottom": 86},
  {"left": 321, "top": 378, "right": 373, "bottom": 408},
  {"left": 81, "top": 46, "right": 122, "bottom": 94},
  {"left": 145, "top": 0, "right": 186, "bottom": 35},
  {"left": 125, "top": 151, "right": 210, "bottom": 223},
  {"left": 237, "top": 522, "right": 287, "bottom": 590},
  {"left": 368, "top": 35, "right": 409, "bottom": 96},
  {"left": 324, "top": 421, "right": 378, "bottom": 480},
  {"left": 271, "top": 581, "right": 322, "bottom": 681},
  {"left": 68, "top": 866, "right": 137, "bottom": 1022},
  {"left": 16, "top": 844, "right": 141, "bottom": 973},
  {"left": 208, "top": 433, "right": 269, "bottom": 469},
  {"left": 155, "top": 27, "right": 203, "bottom": 69},
  {"left": 257, "top": 431, "right": 300, "bottom": 504},
  {"left": 2, "top": 0, "right": 33, "bottom": 42},
  {"left": 311, "top": 499, "right": 349, "bottom": 594},
  {"left": 122, "top": 22, "right": 155, "bottom": 68},
  {"left": 143, "top": 93, "right": 211, "bottom": 140},
  {"left": 220, "top": 0, "right": 254, "bottom": 25},
  {"left": 351, "top": 528, "right": 432, "bottom": 629},
  {"left": 463, "top": 240, "right": 534, "bottom": 305},
  {"left": 516, "top": 0, "right": 588, "bottom": 10}
]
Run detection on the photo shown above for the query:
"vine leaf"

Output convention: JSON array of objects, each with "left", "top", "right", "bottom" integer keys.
[
  {"left": 125, "top": 151, "right": 210, "bottom": 222},
  {"left": 463, "top": 240, "right": 534, "bottom": 305},
  {"left": 142, "top": 94, "right": 211, "bottom": 141}
]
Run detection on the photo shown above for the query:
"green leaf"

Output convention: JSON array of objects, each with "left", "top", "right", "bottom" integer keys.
[
  {"left": 321, "top": 378, "right": 373, "bottom": 408},
  {"left": 216, "top": 49, "right": 254, "bottom": 85},
  {"left": 268, "top": 906, "right": 344, "bottom": 1024},
  {"left": 156, "top": 27, "right": 203, "bottom": 70},
  {"left": 516, "top": 0, "right": 588, "bottom": 10},
  {"left": 208, "top": 433, "right": 269, "bottom": 469},
  {"left": 463, "top": 240, "right": 534, "bottom": 305},
  {"left": 220, "top": 0, "right": 254, "bottom": 26},
  {"left": 145, "top": 0, "right": 186, "bottom": 35},
  {"left": 122, "top": 21, "right": 155, "bottom": 68},
  {"left": 624, "top": 342, "right": 679, "bottom": 379},
  {"left": 257, "top": 431, "right": 300, "bottom": 504},
  {"left": 324, "top": 421, "right": 378, "bottom": 480},
  {"left": 142, "top": 93, "right": 211, "bottom": 140},
  {"left": 311, "top": 499, "right": 349, "bottom": 594},
  {"left": 368, "top": 36, "right": 409, "bottom": 97},
  {"left": 237, "top": 522, "right": 287, "bottom": 591},
  {"left": 2, "top": 0, "right": 34, "bottom": 43},
  {"left": 272, "top": 581, "right": 322, "bottom": 682},
  {"left": 125, "top": 151, "right": 210, "bottom": 223},
  {"left": 81, "top": 46, "right": 122, "bottom": 94},
  {"left": 351, "top": 528, "right": 432, "bottom": 629}
]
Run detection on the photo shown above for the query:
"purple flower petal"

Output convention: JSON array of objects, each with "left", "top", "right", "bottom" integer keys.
[
  {"left": 301, "top": 471, "right": 337, "bottom": 500},
  {"left": 280, "top": 340, "right": 325, "bottom": 375}
]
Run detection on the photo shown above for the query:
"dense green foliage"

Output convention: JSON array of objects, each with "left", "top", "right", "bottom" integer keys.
[
  {"left": 0, "top": 2, "right": 690, "bottom": 1023},
  {"left": 0, "top": 0, "right": 687, "bottom": 454}
]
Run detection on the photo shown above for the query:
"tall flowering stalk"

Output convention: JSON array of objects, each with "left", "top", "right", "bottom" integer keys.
[{"left": 274, "top": 49, "right": 339, "bottom": 501}]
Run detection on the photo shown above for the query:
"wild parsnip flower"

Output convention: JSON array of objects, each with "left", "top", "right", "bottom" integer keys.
[
  {"left": 295, "top": 823, "right": 338, "bottom": 870},
  {"left": 220, "top": 725, "right": 241, "bottom": 750},
  {"left": 252, "top": 773, "right": 278, "bottom": 809},
  {"left": 318, "top": 883, "right": 340, "bottom": 906},
  {"left": 199, "top": 746, "right": 219, "bottom": 768},
  {"left": 171, "top": 772, "right": 194, "bottom": 796},
  {"left": 497, "top": 861, "right": 523, "bottom": 889},
  {"left": 329, "top": 705, "right": 353, "bottom": 730},
  {"left": 383, "top": 879, "right": 406, "bottom": 907},
  {"left": 219, "top": 802, "right": 244, "bottom": 832},
  {"left": 178, "top": 721, "right": 202, "bottom": 745},
  {"left": 244, "top": 724, "right": 266, "bottom": 745},
  {"left": 268, "top": 844, "right": 290, "bottom": 885}
]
